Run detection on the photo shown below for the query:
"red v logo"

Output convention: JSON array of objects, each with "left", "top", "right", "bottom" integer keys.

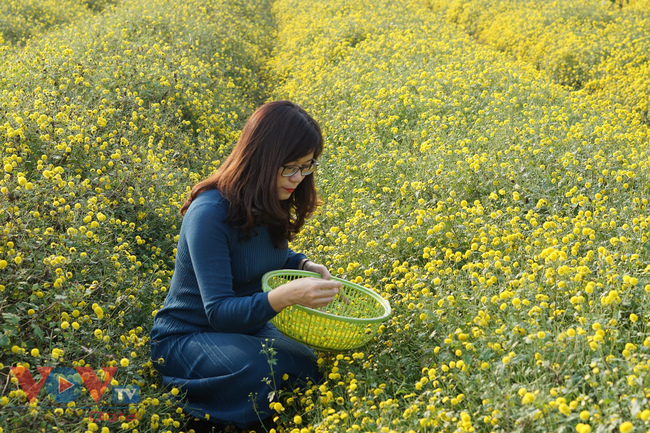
[
  {"left": 75, "top": 367, "right": 118, "bottom": 403},
  {"left": 11, "top": 366, "right": 119, "bottom": 403},
  {"left": 10, "top": 366, "right": 53, "bottom": 402}
]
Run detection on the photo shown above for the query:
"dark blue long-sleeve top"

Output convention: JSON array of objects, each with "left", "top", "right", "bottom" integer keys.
[{"left": 151, "top": 189, "right": 306, "bottom": 339}]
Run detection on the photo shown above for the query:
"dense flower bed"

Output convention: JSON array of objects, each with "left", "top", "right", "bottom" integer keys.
[
  {"left": 0, "top": 0, "right": 117, "bottom": 46},
  {"left": 0, "top": 0, "right": 272, "bottom": 430},
  {"left": 422, "top": 0, "right": 650, "bottom": 121},
  {"left": 2, "top": 0, "right": 650, "bottom": 432},
  {"left": 268, "top": 0, "right": 650, "bottom": 431}
]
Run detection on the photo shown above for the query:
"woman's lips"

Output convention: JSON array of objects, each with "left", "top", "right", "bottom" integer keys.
[{"left": 284, "top": 188, "right": 295, "bottom": 193}]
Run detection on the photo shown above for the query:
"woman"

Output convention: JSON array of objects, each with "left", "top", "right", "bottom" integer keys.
[{"left": 150, "top": 100, "right": 340, "bottom": 428}]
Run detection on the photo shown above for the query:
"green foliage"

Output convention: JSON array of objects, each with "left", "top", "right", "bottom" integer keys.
[
  {"left": 2, "top": 0, "right": 650, "bottom": 432},
  {"left": 0, "top": 0, "right": 118, "bottom": 46},
  {"left": 0, "top": 0, "right": 272, "bottom": 431},
  {"left": 269, "top": 0, "right": 650, "bottom": 431},
  {"left": 422, "top": 0, "right": 650, "bottom": 120}
]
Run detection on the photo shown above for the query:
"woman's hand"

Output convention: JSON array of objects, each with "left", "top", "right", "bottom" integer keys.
[
  {"left": 305, "top": 261, "right": 352, "bottom": 306},
  {"left": 303, "top": 260, "right": 331, "bottom": 280},
  {"left": 267, "top": 276, "right": 341, "bottom": 312}
]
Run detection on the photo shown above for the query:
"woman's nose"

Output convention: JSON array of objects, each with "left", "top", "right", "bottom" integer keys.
[{"left": 289, "top": 171, "right": 304, "bottom": 183}]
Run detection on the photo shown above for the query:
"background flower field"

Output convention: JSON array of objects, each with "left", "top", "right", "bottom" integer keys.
[
  {"left": 421, "top": 0, "right": 650, "bottom": 121},
  {"left": 0, "top": 0, "right": 117, "bottom": 47},
  {"left": 1, "top": 0, "right": 650, "bottom": 432}
]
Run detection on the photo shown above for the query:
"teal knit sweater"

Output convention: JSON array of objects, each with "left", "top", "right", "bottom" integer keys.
[{"left": 151, "top": 189, "right": 306, "bottom": 339}]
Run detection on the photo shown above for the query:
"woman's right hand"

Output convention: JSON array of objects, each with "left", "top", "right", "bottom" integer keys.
[{"left": 267, "top": 277, "right": 341, "bottom": 312}]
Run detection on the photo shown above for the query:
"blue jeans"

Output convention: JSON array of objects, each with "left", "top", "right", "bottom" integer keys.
[{"left": 150, "top": 322, "right": 321, "bottom": 428}]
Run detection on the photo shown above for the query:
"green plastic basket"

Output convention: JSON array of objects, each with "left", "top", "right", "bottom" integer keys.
[{"left": 262, "top": 270, "right": 391, "bottom": 351}]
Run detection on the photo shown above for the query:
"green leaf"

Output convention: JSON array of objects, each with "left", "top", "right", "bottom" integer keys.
[
  {"left": 2, "top": 313, "right": 19, "bottom": 326},
  {"left": 32, "top": 323, "right": 44, "bottom": 340}
]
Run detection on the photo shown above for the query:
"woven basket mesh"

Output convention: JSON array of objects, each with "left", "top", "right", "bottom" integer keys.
[{"left": 262, "top": 270, "right": 391, "bottom": 351}]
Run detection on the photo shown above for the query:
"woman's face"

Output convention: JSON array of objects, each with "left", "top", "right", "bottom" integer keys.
[{"left": 277, "top": 152, "right": 315, "bottom": 200}]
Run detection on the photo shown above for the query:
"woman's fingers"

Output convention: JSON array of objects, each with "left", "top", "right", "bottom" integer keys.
[
  {"left": 316, "top": 265, "right": 331, "bottom": 280},
  {"left": 321, "top": 268, "right": 332, "bottom": 280},
  {"left": 304, "top": 261, "right": 332, "bottom": 280},
  {"left": 297, "top": 278, "right": 340, "bottom": 308},
  {"left": 314, "top": 278, "right": 341, "bottom": 290},
  {"left": 310, "top": 279, "right": 340, "bottom": 304},
  {"left": 271, "top": 277, "right": 341, "bottom": 312}
]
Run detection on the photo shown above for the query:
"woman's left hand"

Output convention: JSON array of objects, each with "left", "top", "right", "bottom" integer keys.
[
  {"left": 302, "top": 259, "right": 351, "bottom": 306},
  {"left": 303, "top": 260, "right": 331, "bottom": 280}
]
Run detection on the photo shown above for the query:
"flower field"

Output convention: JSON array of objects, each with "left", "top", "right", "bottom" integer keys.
[
  {"left": 2, "top": 0, "right": 650, "bottom": 432},
  {"left": 1, "top": 0, "right": 272, "bottom": 430},
  {"left": 0, "top": 0, "right": 117, "bottom": 47},
  {"left": 422, "top": 0, "right": 650, "bottom": 120}
]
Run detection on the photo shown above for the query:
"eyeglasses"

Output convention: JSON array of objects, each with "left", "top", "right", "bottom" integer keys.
[{"left": 280, "top": 161, "right": 319, "bottom": 177}]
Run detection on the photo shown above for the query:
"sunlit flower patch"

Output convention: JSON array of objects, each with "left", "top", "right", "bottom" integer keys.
[
  {"left": 2, "top": 0, "right": 650, "bottom": 431},
  {"left": 1, "top": 0, "right": 271, "bottom": 430},
  {"left": 0, "top": 0, "right": 117, "bottom": 47},
  {"left": 269, "top": 0, "right": 650, "bottom": 431},
  {"left": 423, "top": 0, "right": 650, "bottom": 121}
]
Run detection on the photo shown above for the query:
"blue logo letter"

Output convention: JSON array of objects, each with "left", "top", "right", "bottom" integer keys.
[{"left": 112, "top": 384, "right": 140, "bottom": 404}]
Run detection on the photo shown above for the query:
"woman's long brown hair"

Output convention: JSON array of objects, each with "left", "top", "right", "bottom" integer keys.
[{"left": 180, "top": 100, "right": 323, "bottom": 248}]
